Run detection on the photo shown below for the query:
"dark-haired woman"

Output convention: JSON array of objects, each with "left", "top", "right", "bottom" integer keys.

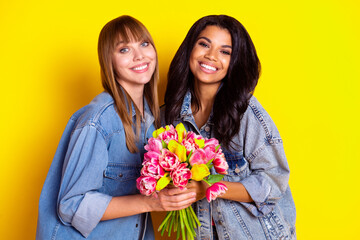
[
  {"left": 164, "top": 15, "right": 296, "bottom": 240},
  {"left": 36, "top": 16, "right": 196, "bottom": 240}
]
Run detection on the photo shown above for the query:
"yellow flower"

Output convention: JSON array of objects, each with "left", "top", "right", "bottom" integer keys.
[
  {"left": 191, "top": 164, "right": 210, "bottom": 181},
  {"left": 153, "top": 127, "right": 165, "bottom": 138},
  {"left": 156, "top": 173, "right": 171, "bottom": 191},
  {"left": 175, "top": 122, "right": 187, "bottom": 143},
  {"left": 168, "top": 140, "right": 187, "bottom": 162},
  {"left": 194, "top": 138, "right": 205, "bottom": 149}
]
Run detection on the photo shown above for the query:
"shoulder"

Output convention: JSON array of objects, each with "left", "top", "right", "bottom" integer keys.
[
  {"left": 241, "top": 96, "right": 281, "bottom": 140},
  {"left": 70, "top": 92, "right": 123, "bottom": 134}
]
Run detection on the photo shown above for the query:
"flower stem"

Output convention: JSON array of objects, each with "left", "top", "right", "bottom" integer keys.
[
  {"left": 181, "top": 208, "right": 194, "bottom": 239},
  {"left": 158, "top": 211, "right": 173, "bottom": 233},
  {"left": 168, "top": 211, "right": 176, "bottom": 237},
  {"left": 179, "top": 210, "right": 186, "bottom": 240}
]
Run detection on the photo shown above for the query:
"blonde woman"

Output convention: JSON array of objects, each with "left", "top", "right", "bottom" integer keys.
[{"left": 36, "top": 15, "right": 196, "bottom": 239}]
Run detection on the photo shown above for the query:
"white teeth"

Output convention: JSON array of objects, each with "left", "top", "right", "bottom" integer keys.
[
  {"left": 200, "top": 63, "right": 217, "bottom": 71},
  {"left": 132, "top": 64, "right": 148, "bottom": 70}
]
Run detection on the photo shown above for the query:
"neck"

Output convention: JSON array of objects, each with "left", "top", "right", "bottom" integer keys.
[
  {"left": 195, "top": 81, "right": 220, "bottom": 110},
  {"left": 120, "top": 83, "right": 145, "bottom": 116},
  {"left": 192, "top": 81, "right": 221, "bottom": 128}
]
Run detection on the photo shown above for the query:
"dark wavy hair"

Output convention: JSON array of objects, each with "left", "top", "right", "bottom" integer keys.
[{"left": 165, "top": 15, "right": 261, "bottom": 150}]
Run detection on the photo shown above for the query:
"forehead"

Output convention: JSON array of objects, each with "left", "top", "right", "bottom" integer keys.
[
  {"left": 198, "top": 25, "right": 232, "bottom": 45},
  {"left": 115, "top": 27, "right": 148, "bottom": 45}
]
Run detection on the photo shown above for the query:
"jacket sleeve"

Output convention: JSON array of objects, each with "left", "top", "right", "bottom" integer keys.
[
  {"left": 57, "top": 124, "right": 112, "bottom": 238},
  {"left": 239, "top": 99, "right": 290, "bottom": 217}
]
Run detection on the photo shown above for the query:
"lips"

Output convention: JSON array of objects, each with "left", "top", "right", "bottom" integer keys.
[
  {"left": 199, "top": 62, "right": 218, "bottom": 73},
  {"left": 130, "top": 63, "right": 149, "bottom": 73}
]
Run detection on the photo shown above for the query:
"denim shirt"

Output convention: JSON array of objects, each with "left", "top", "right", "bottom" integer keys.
[
  {"left": 163, "top": 91, "right": 296, "bottom": 240},
  {"left": 36, "top": 92, "right": 155, "bottom": 239}
]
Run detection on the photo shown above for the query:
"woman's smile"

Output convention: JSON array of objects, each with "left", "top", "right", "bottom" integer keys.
[
  {"left": 189, "top": 25, "right": 232, "bottom": 86},
  {"left": 130, "top": 62, "right": 150, "bottom": 73}
]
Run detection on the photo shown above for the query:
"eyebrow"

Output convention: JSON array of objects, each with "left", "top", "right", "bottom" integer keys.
[{"left": 198, "top": 36, "right": 232, "bottom": 49}]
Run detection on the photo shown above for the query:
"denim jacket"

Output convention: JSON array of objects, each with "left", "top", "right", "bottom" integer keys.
[
  {"left": 164, "top": 91, "right": 296, "bottom": 240},
  {"left": 36, "top": 92, "right": 155, "bottom": 239}
]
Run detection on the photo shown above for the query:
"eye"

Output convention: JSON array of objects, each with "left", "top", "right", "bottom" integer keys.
[
  {"left": 119, "top": 47, "right": 129, "bottom": 53},
  {"left": 141, "top": 41, "right": 150, "bottom": 47},
  {"left": 221, "top": 50, "right": 231, "bottom": 55},
  {"left": 198, "top": 41, "right": 209, "bottom": 48}
]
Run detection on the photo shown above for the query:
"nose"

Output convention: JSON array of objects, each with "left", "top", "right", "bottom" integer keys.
[
  {"left": 133, "top": 47, "right": 144, "bottom": 61},
  {"left": 204, "top": 48, "right": 217, "bottom": 62}
]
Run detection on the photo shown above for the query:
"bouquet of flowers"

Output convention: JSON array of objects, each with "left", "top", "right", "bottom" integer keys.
[{"left": 136, "top": 123, "right": 229, "bottom": 240}]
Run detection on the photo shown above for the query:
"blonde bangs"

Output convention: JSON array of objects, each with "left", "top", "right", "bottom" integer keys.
[{"left": 113, "top": 20, "right": 154, "bottom": 48}]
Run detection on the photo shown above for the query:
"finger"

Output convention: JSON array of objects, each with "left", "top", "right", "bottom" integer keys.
[
  {"left": 166, "top": 187, "right": 188, "bottom": 196},
  {"left": 162, "top": 196, "right": 196, "bottom": 211},
  {"left": 162, "top": 192, "right": 196, "bottom": 204}
]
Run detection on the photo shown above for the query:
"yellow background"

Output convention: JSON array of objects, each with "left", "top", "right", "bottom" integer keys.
[{"left": 1, "top": 0, "right": 359, "bottom": 239}]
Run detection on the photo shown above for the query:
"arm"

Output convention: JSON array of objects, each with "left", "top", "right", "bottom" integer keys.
[
  {"left": 184, "top": 180, "right": 252, "bottom": 203},
  {"left": 58, "top": 125, "right": 197, "bottom": 235},
  {"left": 218, "top": 181, "right": 252, "bottom": 202},
  {"left": 101, "top": 187, "right": 196, "bottom": 220},
  {"left": 187, "top": 99, "right": 289, "bottom": 216},
  {"left": 236, "top": 99, "right": 290, "bottom": 216}
]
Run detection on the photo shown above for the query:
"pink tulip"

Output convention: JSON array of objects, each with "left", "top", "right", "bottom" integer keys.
[
  {"left": 203, "top": 145, "right": 217, "bottom": 161},
  {"left": 189, "top": 149, "right": 208, "bottom": 166},
  {"left": 213, "top": 152, "right": 229, "bottom": 174},
  {"left": 158, "top": 125, "right": 178, "bottom": 144},
  {"left": 182, "top": 138, "right": 198, "bottom": 155},
  {"left": 136, "top": 176, "right": 157, "bottom": 196},
  {"left": 143, "top": 151, "right": 160, "bottom": 163},
  {"left": 170, "top": 163, "right": 192, "bottom": 188},
  {"left": 204, "top": 138, "right": 219, "bottom": 148},
  {"left": 159, "top": 149, "right": 180, "bottom": 171},
  {"left": 144, "top": 137, "right": 163, "bottom": 153},
  {"left": 182, "top": 132, "right": 204, "bottom": 154},
  {"left": 141, "top": 158, "right": 165, "bottom": 180},
  {"left": 206, "top": 182, "right": 228, "bottom": 202}
]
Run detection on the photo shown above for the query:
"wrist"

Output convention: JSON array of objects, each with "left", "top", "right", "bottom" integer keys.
[{"left": 139, "top": 194, "right": 152, "bottom": 212}]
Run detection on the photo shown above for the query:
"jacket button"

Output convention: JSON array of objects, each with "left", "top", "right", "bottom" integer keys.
[
  {"left": 235, "top": 168, "right": 240, "bottom": 173},
  {"left": 205, "top": 126, "right": 210, "bottom": 132},
  {"left": 118, "top": 173, "right": 123, "bottom": 177}
]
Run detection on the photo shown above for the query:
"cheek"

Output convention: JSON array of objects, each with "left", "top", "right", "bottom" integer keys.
[
  {"left": 189, "top": 51, "right": 198, "bottom": 73},
  {"left": 221, "top": 58, "right": 231, "bottom": 73},
  {"left": 113, "top": 56, "right": 130, "bottom": 71},
  {"left": 145, "top": 46, "right": 157, "bottom": 60}
]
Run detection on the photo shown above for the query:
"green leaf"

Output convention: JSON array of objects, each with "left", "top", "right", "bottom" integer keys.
[
  {"left": 215, "top": 144, "right": 220, "bottom": 152},
  {"left": 205, "top": 159, "right": 214, "bottom": 169},
  {"left": 187, "top": 149, "right": 194, "bottom": 160},
  {"left": 206, "top": 174, "right": 224, "bottom": 185},
  {"left": 162, "top": 140, "right": 168, "bottom": 149}
]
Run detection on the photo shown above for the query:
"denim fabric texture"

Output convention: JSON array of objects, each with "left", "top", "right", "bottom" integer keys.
[
  {"left": 162, "top": 91, "right": 296, "bottom": 240},
  {"left": 36, "top": 92, "right": 155, "bottom": 239}
]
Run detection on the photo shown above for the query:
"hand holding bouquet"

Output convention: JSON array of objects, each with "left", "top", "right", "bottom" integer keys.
[{"left": 136, "top": 123, "right": 229, "bottom": 240}]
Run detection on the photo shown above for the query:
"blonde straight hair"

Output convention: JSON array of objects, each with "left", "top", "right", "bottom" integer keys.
[{"left": 97, "top": 15, "right": 160, "bottom": 153}]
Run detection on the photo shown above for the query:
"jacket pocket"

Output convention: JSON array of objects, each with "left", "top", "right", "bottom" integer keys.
[
  {"left": 223, "top": 151, "right": 250, "bottom": 182},
  {"left": 103, "top": 163, "right": 141, "bottom": 196},
  {"left": 259, "top": 210, "right": 292, "bottom": 240}
]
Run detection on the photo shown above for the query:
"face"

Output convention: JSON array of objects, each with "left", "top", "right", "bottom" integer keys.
[
  {"left": 112, "top": 38, "right": 156, "bottom": 92},
  {"left": 189, "top": 25, "right": 232, "bottom": 87}
]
